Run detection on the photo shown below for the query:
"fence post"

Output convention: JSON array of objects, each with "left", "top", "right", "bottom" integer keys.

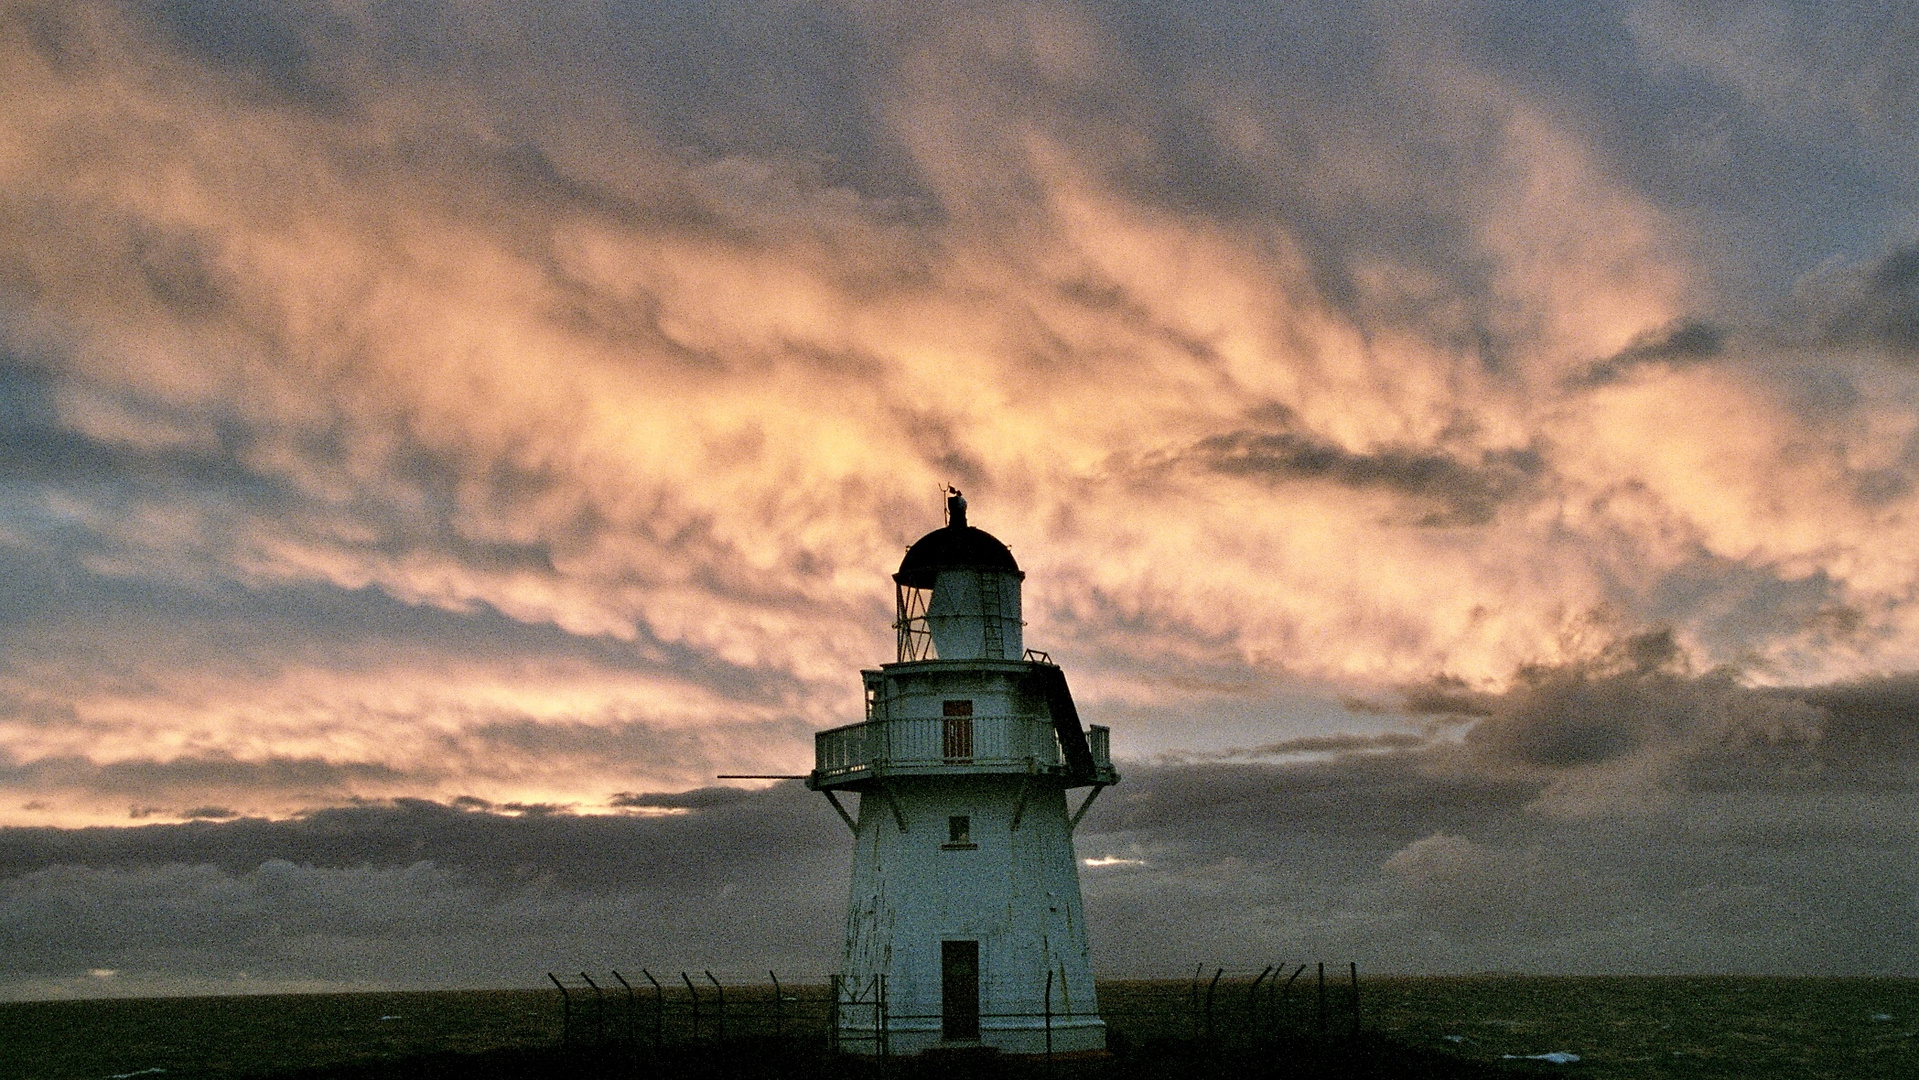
[
  {"left": 580, "top": 972, "right": 605, "bottom": 1045},
  {"left": 612, "top": 971, "right": 636, "bottom": 1048},
  {"left": 1247, "top": 966, "right": 1273, "bottom": 1042},
  {"left": 548, "top": 973, "right": 572, "bottom": 1046},
  {"left": 706, "top": 971, "right": 725, "bottom": 1043},
  {"left": 770, "top": 971, "right": 784, "bottom": 1039},
  {"left": 1349, "top": 962, "right": 1360, "bottom": 1037},
  {"left": 682, "top": 972, "right": 701, "bottom": 1042},
  {"left": 642, "top": 969, "right": 663, "bottom": 1050},
  {"left": 1204, "top": 968, "right": 1222, "bottom": 1041},
  {"left": 1316, "top": 963, "right": 1326, "bottom": 1035},
  {"left": 879, "top": 973, "right": 890, "bottom": 1060},
  {"left": 1266, "top": 961, "right": 1285, "bottom": 1036},
  {"left": 1189, "top": 964, "right": 1203, "bottom": 1038}
]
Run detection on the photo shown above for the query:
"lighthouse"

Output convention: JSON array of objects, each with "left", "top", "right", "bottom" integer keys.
[{"left": 809, "top": 490, "right": 1118, "bottom": 1055}]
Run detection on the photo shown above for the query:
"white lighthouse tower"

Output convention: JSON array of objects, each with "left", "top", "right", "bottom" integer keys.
[{"left": 809, "top": 491, "right": 1118, "bottom": 1055}]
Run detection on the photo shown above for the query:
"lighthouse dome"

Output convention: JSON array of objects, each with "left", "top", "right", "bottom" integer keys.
[
  {"left": 895, "top": 525, "right": 1021, "bottom": 588},
  {"left": 893, "top": 491, "right": 1022, "bottom": 588}
]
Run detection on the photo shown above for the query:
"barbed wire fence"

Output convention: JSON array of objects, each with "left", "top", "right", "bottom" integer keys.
[{"left": 544, "top": 962, "right": 1367, "bottom": 1063}]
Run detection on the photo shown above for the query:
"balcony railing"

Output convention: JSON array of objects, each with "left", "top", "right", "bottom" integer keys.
[
  {"left": 814, "top": 716, "right": 1114, "bottom": 785},
  {"left": 1087, "top": 724, "right": 1110, "bottom": 768}
]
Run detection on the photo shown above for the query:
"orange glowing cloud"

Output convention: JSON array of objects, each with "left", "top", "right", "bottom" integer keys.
[{"left": 2, "top": 1, "right": 1917, "bottom": 824}]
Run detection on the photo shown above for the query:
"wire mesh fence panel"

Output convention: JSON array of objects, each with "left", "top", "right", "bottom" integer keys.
[
  {"left": 545, "top": 965, "right": 1368, "bottom": 1053},
  {"left": 546, "top": 974, "right": 840, "bottom": 1048}
]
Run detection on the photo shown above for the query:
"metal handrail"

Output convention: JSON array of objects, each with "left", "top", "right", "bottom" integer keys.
[{"left": 814, "top": 714, "right": 1071, "bottom": 780}]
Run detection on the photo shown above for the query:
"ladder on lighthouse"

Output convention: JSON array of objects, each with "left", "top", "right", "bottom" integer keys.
[{"left": 979, "top": 571, "right": 1004, "bottom": 660}]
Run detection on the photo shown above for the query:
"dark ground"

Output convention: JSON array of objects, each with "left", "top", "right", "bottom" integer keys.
[
  {"left": 250, "top": 1033, "right": 1517, "bottom": 1080},
  {"left": 6, "top": 978, "right": 1914, "bottom": 1079}
]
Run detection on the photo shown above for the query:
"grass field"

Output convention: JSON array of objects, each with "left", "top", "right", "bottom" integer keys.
[{"left": 1, "top": 977, "right": 1913, "bottom": 1079}]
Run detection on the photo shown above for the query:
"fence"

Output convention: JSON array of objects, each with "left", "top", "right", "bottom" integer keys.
[
  {"left": 546, "top": 970, "right": 825, "bottom": 1050},
  {"left": 545, "top": 962, "right": 1367, "bottom": 1059}
]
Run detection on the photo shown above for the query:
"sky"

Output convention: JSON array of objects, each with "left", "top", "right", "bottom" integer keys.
[{"left": 0, "top": 0, "right": 1916, "bottom": 998}]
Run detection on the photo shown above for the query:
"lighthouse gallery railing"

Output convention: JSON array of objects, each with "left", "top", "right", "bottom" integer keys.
[{"left": 814, "top": 715, "right": 1110, "bottom": 781}]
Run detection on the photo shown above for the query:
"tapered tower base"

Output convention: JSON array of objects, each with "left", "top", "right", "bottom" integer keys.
[{"left": 813, "top": 494, "right": 1117, "bottom": 1058}]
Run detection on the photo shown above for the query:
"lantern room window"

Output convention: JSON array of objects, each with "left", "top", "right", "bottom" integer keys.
[{"left": 896, "top": 583, "right": 936, "bottom": 661}]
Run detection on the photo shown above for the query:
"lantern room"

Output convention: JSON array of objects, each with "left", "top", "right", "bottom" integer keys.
[{"left": 893, "top": 490, "right": 1025, "bottom": 662}]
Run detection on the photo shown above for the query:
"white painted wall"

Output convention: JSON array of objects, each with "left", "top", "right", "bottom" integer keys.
[
  {"left": 838, "top": 772, "right": 1104, "bottom": 1055},
  {"left": 924, "top": 568, "right": 1023, "bottom": 660}
]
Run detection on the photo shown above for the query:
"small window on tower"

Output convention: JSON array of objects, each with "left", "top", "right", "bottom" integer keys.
[
  {"left": 943, "top": 815, "right": 976, "bottom": 850},
  {"left": 942, "top": 700, "right": 974, "bottom": 761}
]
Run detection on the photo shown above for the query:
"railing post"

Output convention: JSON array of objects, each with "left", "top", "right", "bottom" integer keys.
[
  {"left": 548, "top": 973, "right": 571, "bottom": 1046},
  {"left": 770, "top": 971, "right": 784, "bottom": 1039},
  {"left": 706, "top": 971, "right": 724, "bottom": 1043}
]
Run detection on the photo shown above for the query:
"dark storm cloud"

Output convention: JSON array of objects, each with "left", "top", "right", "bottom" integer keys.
[
  {"left": 1463, "top": 629, "right": 1700, "bottom": 769},
  {"left": 2, "top": 660, "right": 1914, "bottom": 997},
  {"left": 141, "top": 0, "right": 351, "bottom": 108},
  {"left": 0, "top": 355, "right": 292, "bottom": 528},
  {"left": 1776, "top": 673, "right": 1919, "bottom": 784},
  {"left": 1186, "top": 417, "right": 1544, "bottom": 526},
  {"left": 0, "top": 753, "right": 414, "bottom": 807},
  {"left": 1383, "top": 630, "right": 1855, "bottom": 816},
  {"left": 1570, "top": 319, "right": 1724, "bottom": 386},
  {"left": 1068, "top": 661, "right": 1919, "bottom": 973},
  {"left": 608, "top": 787, "right": 752, "bottom": 811},
  {"left": 1542, "top": 1, "right": 1919, "bottom": 299},
  {"left": 0, "top": 784, "right": 841, "bottom": 891},
  {"left": 0, "top": 718, "right": 808, "bottom": 821},
  {"left": 0, "top": 785, "right": 851, "bottom": 991},
  {"left": 1221, "top": 731, "right": 1430, "bottom": 758},
  {"left": 1810, "top": 240, "right": 1919, "bottom": 355}
]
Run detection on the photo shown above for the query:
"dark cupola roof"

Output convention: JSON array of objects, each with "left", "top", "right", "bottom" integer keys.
[{"left": 894, "top": 490, "right": 1022, "bottom": 588}]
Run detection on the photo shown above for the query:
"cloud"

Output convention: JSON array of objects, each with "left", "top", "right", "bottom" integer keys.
[
  {"left": 0, "top": 785, "right": 850, "bottom": 997},
  {"left": 1571, "top": 319, "right": 1725, "bottom": 387},
  {"left": 1179, "top": 408, "right": 1546, "bottom": 526},
  {"left": 1221, "top": 731, "right": 1431, "bottom": 759},
  {"left": 1795, "top": 241, "right": 1919, "bottom": 356},
  {"left": 1069, "top": 656, "right": 1919, "bottom": 973},
  {"left": 1392, "top": 629, "right": 1833, "bottom": 816},
  {"left": 2, "top": 644, "right": 1914, "bottom": 999},
  {"left": 0, "top": 0, "right": 1918, "bottom": 985}
]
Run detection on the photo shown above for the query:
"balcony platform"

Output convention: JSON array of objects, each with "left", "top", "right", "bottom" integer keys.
[{"left": 809, "top": 714, "right": 1116, "bottom": 791}]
